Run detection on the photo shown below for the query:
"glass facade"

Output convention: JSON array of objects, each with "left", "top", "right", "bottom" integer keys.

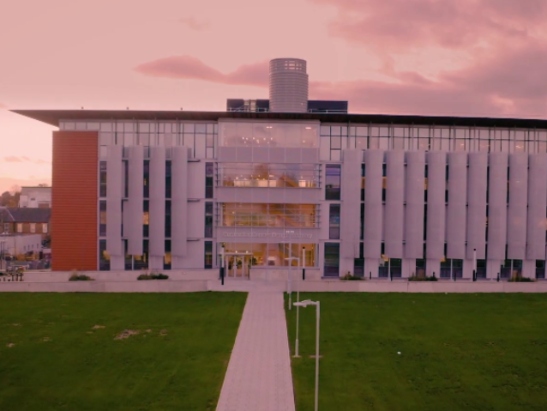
[
  {"left": 219, "top": 121, "right": 319, "bottom": 148},
  {"left": 222, "top": 242, "right": 316, "bottom": 268},
  {"left": 220, "top": 203, "right": 318, "bottom": 228},
  {"left": 219, "top": 163, "right": 320, "bottom": 188}
]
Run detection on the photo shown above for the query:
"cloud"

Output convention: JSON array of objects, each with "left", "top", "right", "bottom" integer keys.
[
  {"left": 4, "top": 156, "right": 27, "bottom": 163},
  {"left": 135, "top": 56, "right": 268, "bottom": 87},
  {"left": 179, "top": 17, "right": 209, "bottom": 31},
  {"left": 443, "top": 41, "right": 547, "bottom": 101},
  {"left": 0, "top": 103, "right": 7, "bottom": 109},
  {"left": 311, "top": 0, "right": 546, "bottom": 51},
  {"left": 3, "top": 156, "right": 50, "bottom": 165}
]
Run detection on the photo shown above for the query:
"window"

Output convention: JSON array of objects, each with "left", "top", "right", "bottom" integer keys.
[
  {"left": 219, "top": 163, "right": 320, "bottom": 188},
  {"left": 99, "top": 239, "right": 110, "bottom": 271},
  {"left": 99, "top": 201, "right": 107, "bottom": 237},
  {"left": 30, "top": 223, "right": 36, "bottom": 233},
  {"left": 204, "top": 241, "right": 213, "bottom": 269},
  {"left": 164, "top": 240, "right": 172, "bottom": 270},
  {"left": 123, "top": 160, "right": 129, "bottom": 198},
  {"left": 205, "top": 162, "right": 214, "bottom": 198},
  {"left": 17, "top": 223, "right": 23, "bottom": 233},
  {"left": 361, "top": 164, "right": 366, "bottom": 201},
  {"left": 100, "top": 161, "right": 107, "bottom": 197},
  {"left": 42, "top": 223, "right": 48, "bottom": 233},
  {"left": 165, "top": 201, "right": 171, "bottom": 238},
  {"left": 143, "top": 200, "right": 149, "bottom": 237},
  {"left": 165, "top": 160, "right": 172, "bottom": 198},
  {"left": 325, "top": 164, "right": 341, "bottom": 200},
  {"left": 324, "top": 243, "right": 340, "bottom": 277},
  {"left": 205, "top": 202, "right": 213, "bottom": 238},
  {"left": 3, "top": 223, "right": 9, "bottom": 233},
  {"left": 143, "top": 160, "right": 150, "bottom": 198},
  {"left": 220, "top": 203, "right": 318, "bottom": 228},
  {"left": 329, "top": 204, "right": 340, "bottom": 239}
]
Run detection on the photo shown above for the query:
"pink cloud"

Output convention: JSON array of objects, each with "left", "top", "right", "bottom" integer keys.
[
  {"left": 179, "top": 17, "right": 209, "bottom": 31},
  {"left": 3, "top": 156, "right": 49, "bottom": 164},
  {"left": 4, "top": 156, "right": 26, "bottom": 163},
  {"left": 135, "top": 56, "right": 268, "bottom": 87},
  {"left": 0, "top": 103, "right": 7, "bottom": 109},
  {"left": 311, "top": 0, "right": 545, "bottom": 51},
  {"left": 443, "top": 41, "right": 547, "bottom": 101}
]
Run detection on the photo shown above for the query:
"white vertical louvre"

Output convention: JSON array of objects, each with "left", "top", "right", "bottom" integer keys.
[
  {"left": 127, "top": 146, "right": 143, "bottom": 255},
  {"left": 527, "top": 154, "right": 547, "bottom": 259},
  {"left": 507, "top": 153, "right": 528, "bottom": 259},
  {"left": 487, "top": 152, "right": 508, "bottom": 260},
  {"left": 340, "top": 149, "right": 361, "bottom": 258},
  {"left": 426, "top": 151, "right": 446, "bottom": 259},
  {"left": 363, "top": 150, "right": 384, "bottom": 259},
  {"left": 172, "top": 147, "right": 189, "bottom": 257},
  {"left": 404, "top": 151, "right": 425, "bottom": 258},
  {"left": 106, "top": 145, "right": 123, "bottom": 257},
  {"left": 384, "top": 151, "right": 404, "bottom": 258},
  {"left": 149, "top": 147, "right": 166, "bottom": 257},
  {"left": 466, "top": 153, "right": 487, "bottom": 259},
  {"left": 446, "top": 152, "right": 467, "bottom": 259}
]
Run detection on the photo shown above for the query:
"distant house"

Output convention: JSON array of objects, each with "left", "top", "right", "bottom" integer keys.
[
  {"left": 0, "top": 207, "right": 51, "bottom": 239},
  {"left": 19, "top": 186, "right": 52, "bottom": 208}
]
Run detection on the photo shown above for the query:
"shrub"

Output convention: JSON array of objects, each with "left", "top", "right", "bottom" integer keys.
[
  {"left": 69, "top": 273, "right": 93, "bottom": 281},
  {"left": 508, "top": 273, "right": 534, "bottom": 282},
  {"left": 409, "top": 275, "right": 438, "bottom": 282},
  {"left": 341, "top": 272, "right": 364, "bottom": 281},
  {"left": 137, "top": 273, "right": 169, "bottom": 280}
]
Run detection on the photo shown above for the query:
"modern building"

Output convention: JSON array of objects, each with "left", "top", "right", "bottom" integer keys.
[
  {"left": 19, "top": 186, "right": 52, "bottom": 208},
  {"left": 12, "top": 58, "right": 547, "bottom": 279}
]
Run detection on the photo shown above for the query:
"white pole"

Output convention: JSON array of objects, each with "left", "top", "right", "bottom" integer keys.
[
  {"left": 473, "top": 248, "right": 477, "bottom": 275},
  {"left": 314, "top": 301, "right": 320, "bottom": 411},
  {"left": 295, "top": 249, "right": 302, "bottom": 357},
  {"left": 288, "top": 244, "right": 292, "bottom": 310}
]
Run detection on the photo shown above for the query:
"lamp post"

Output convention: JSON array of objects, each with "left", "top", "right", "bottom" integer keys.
[
  {"left": 294, "top": 299, "right": 320, "bottom": 411},
  {"left": 294, "top": 252, "right": 304, "bottom": 358},
  {"left": 302, "top": 246, "right": 306, "bottom": 280},
  {"left": 220, "top": 245, "right": 225, "bottom": 285},
  {"left": 473, "top": 248, "right": 477, "bottom": 281}
]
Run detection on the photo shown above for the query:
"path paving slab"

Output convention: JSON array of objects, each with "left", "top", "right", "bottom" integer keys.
[{"left": 216, "top": 286, "right": 295, "bottom": 411}]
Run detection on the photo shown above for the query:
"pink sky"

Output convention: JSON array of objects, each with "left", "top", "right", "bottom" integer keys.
[{"left": 1, "top": 0, "right": 546, "bottom": 193}]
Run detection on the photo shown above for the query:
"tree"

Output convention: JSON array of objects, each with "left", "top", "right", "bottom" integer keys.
[{"left": 0, "top": 190, "right": 21, "bottom": 207}]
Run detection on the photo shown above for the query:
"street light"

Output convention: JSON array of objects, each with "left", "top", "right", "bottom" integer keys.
[{"left": 293, "top": 299, "right": 320, "bottom": 411}]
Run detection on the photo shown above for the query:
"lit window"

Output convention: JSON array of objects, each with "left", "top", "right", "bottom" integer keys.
[{"left": 30, "top": 223, "right": 36, "bottom": 233}]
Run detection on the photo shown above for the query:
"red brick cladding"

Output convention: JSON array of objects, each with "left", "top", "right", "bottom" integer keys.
[{"left": 51, "top": 131, "right": 98, "bottom": 270}]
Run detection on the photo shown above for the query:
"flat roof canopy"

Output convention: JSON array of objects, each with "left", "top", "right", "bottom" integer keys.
[{"left": 11, "top": 109, "right": 547, "bottom": 130}]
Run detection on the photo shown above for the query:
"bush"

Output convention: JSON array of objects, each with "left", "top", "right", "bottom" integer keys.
[
  {"left": 341, "top": 272, "right": 364, "bottom": 281},
  {"left": 508, "top": 273, "right": 534, "bottom": 282},
  {"left": 409, "top": 274, "right": 438, "bottom": 282},
  {"left": 137, "top": 273, "right": 169, "bottom": 280},
  {"left": 69, "top": 274, "right": 93, "bottom": 281}
]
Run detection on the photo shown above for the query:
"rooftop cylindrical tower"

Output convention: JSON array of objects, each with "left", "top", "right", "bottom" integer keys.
[{"left": 269, "top": 58, "right": 308, "bottom": 113}]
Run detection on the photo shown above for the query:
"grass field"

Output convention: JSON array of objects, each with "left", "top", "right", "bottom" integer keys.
[
  {"left": 286, "top": 293, "right": 547, "bottom": 411},
  {"left": 0, "top": 293, "right": 246, "bottom": 411}
]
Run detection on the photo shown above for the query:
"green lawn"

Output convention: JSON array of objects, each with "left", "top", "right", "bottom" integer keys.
[
  {"left": 0, "top": 293, "right": 246, "bottom": 411},
  {"left": 286, "top": 293, "right": 547, "bottom": 411}
]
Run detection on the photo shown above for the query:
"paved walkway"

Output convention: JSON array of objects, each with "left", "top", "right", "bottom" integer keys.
[{"left": 216, "top": 285, "right": 295, "bottom": 411}]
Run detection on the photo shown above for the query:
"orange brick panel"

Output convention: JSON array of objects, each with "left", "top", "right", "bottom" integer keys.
[{"left": 51, "top": 131, "right": 98, "bottom": 271}]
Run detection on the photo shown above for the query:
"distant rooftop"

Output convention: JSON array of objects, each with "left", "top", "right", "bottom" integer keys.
[{"left": 226, "top": 99, "right": 348, "bottom": 114}]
